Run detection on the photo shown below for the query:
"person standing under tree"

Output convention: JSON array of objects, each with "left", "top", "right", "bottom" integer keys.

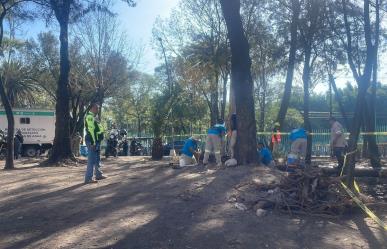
[
  {"left": 329, "top": 117, "right": 347, "bottom": 173},
  {"left": 270, "top": 122, "right": 281, "bottom": 155},
  {"left": 84, "top": 103, "right": 106, "bottom": 184},
  {"left": 14, "top": 130, "right": 23, "bottom": 159}
]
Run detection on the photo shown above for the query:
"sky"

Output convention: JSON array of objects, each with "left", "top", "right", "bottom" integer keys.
[
  {"left": 14, "top": 0, "right": 386, "bottom": 94},
  {"left": 112, "top": 0, "right": 180, "bottom": 73},
  {"left": 17, "top": 0, "right": 179, "bottom": 74}
]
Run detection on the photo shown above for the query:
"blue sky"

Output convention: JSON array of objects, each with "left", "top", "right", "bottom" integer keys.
[
  {"left": 112, "top": 0, "right": 180, "bottom": 73},
  {"left": 17, "top": 0, "right": 179, "bottom": 74},
  {"left": 14, "top": 0, "right": 386, "bottom": 93}
]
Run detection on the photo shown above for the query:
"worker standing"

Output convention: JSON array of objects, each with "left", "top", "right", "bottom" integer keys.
[
  {"left": 289, "top": 128, "right": 308, "bottom": 166},
  {"left": 14, "top": 130, "right": 23, "bottom": 159},
  {"left": 84, "top": 103, "right": 106, "bottom": 184},
  {"left": 329, "top": 117, "right": 347, "bottom": 172},
  {"left": 270, "top": 122, "right": 281, "bottom": 155},
  {"left": 203, "top": 119, "right": 226, "bottom": 168}
]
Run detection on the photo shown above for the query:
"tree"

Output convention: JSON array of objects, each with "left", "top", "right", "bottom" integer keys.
[
  {"left": 220, "top": 0, "right": 258, "bottom": 164},
  {"left": 338, "top": 0, "right": 380, "bottom": 186},
  {"left": 298, "top": 0, "right": 328, "bottom": 164},
  {"left": 0, "top": 0, "right": 31, "bottom": 170},
  {"left": 32, "top": 0, "right": 136, "bottom": 163},
  {"left": 108, "top": 71, "right": 155, "bottom": 137},
  {"left": 242, "top": 1, "right": 285, "bottom": 132},
  {"left": 276, "top": 0, "right": 300, "bottom": 128},
  {"left": 153, "top": 0, "right": 230, "bottom": 126},
  {"left": 150, "top": 89, "right": 175, "bottom": 160}
]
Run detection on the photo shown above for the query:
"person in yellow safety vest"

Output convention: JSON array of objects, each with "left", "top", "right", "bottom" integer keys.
[
  {"left": 203, "top": 119, "right": 226, "bottom": 168},
  {"left": 84, "top": 103, "right": 106, "bottom": 184}
]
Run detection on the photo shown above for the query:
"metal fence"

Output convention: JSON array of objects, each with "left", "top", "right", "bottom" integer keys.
[{"left": 161, "top": 128, "right": 387, "bottom": 158}]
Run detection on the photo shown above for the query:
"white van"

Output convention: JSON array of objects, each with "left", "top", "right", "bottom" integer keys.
[{"left": 0, "top": 109, "right": 55, "bottom": 157}]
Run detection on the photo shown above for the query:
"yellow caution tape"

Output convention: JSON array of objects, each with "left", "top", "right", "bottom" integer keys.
[
  {"left": 340, "top": 182, "right": 387, "bottom": 230},
  {"left": 340, "top": 150, "right": 387, "bottom": 231},
  {"left": 256, "top": 132, "right": 387, "bottom": 136}
]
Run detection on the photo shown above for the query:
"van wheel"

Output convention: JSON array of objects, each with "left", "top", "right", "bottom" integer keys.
[{"left": 24, "top": 146, "right": 38, "bottom": 157}]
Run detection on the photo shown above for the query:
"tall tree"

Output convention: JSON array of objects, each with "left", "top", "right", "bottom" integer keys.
[
  {"left": 276, "top": 0, "right": 300, "bottom": 128},
  {"left": 339, "top": 0, "right": 379, "bottom": 186},
  {"left": 298, "top": 0, "right": 327, "bottom": 164},
  {"left": 0, "top": 0, "right": 30, "bottom": 169},
  {"left": 153, "top": 0, "right": 230, "bottom": 126},
  {"left": 33, "top": 0, "right": 136, "bottom": 163},
  {"left": 220, "top": 0, "right": 257, "bottom": 164}
]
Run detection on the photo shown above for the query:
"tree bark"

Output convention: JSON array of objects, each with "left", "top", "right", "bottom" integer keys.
[
  {"left": 0, "top": 3, "right": 14, "bottom": 169},
  {"left": 49, "top": 2, "right": 73, "bottom": 163},
  {"left": 210, "top": 72, "right": 220, "bottom": 125},
  {"left": 137, "top": 117, "right": 141, "bottom": 137},
  {"left": 362, "top": 0, "right": 380, "bottom": 168},
  {"left": 221, "top": 71, "right": 228, "bottom": 121},
  {"left": 220, "top": 0, "right": 258, "bottom": 165},
  {"left": 302, "top": 45, "right": 312, "bottom": 165},
  {"left": 363, "top": 98, "right": 380, "bottom": 167},
  {"left": 343, "top": 0, "right": 375, "bottom": 188},
  {"left": 152, "top": 137, "right": 163, "bottom": 160},
  {"left": 276, "top": 0, "right": 300, "bottom": 128},
  {"left": 0, "top": 79, "right": 14, "bottom": 170},
  {"left": 258, "top": 69, "right": 267, "bottom": 133}
]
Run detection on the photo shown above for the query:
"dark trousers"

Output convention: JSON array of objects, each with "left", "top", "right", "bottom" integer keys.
[{"left": 334, "top": 147, "right": 345, "bottom": 173}]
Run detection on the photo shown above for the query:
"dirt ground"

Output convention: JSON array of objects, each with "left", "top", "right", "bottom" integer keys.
[{"left": 0, "top": 157, "right": 386, "bottom": 249}]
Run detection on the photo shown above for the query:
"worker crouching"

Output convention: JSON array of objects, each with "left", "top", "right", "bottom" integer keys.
[
  {"left": 179, "top": 136, "right": 201, "bottom": 167},
  {"left": 288, "top": 128, "right": 308, "bottom": 167}
]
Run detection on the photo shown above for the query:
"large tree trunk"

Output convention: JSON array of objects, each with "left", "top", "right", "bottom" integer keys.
[
  {"left": 220, "top": 0, "right": 257, "bottom": 165},
  {"left": 0, "top": 79, "right": 14, "bottom": 170},
  {"left": 346, "top": 84, "right": 368, "bottom": 186},
  {"left": 0, "top": 8, "right": 14, "bottom": 169},
  {"left": 152, "top": 137, "right": 163, "bottom": 160},
  {"left": 363, "top": 95, "right": 380, "bottom": 168},
  {"left": 258, "top": 70, "right": 267, "bottom": 133},
  {"left": 344, "top": 0, "right": 376, "bottom": 188},
  {"left": 210, "top": 72, "right": 220, "bottom": 125},
  {"left": 276, "top": 0, "right": 300, "bottom": 128},
  {"left": 49, "top": 7, "right": 73, "bottom": 163},
  {"left": 302, "top": 46, "right": 312, "bottom": 165},
  {"left": 363, "top": 0, "right": 381, "bottom": 168},
  {"left": 137, "top": 117, "right": 141, "bottom": 137},
  {"left": 221, "top": 72, "right": 228, "bottom": 121}
]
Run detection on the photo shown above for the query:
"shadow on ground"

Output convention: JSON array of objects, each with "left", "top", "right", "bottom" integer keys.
[{"left": 0, "top": 157, "right": 386, "bottom": 249}]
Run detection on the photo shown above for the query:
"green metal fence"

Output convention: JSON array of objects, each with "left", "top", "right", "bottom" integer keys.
[{"left": 161, "top": 128, "right": 387, "bottom": 158}]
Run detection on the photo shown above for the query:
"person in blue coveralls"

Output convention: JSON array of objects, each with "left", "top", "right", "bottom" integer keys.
[
  {"left": 203, "top": 119, "right": 226, "bottom": 167},
  {"left": 258, "top": 142, "right": 274, "bottom": 167},
  {"left": 179, "top": 135, "right": 201, "bottom": 167},
  {"left": 289, "top": 128, "right": 308, "bottom": 165}
]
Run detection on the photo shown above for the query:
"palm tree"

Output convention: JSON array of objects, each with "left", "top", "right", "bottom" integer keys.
[{"left": 1, "top": 61, "right": 40, "bottom": 107}]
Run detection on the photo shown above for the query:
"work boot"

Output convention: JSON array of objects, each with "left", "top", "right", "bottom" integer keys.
[
  {"left": 84, "top": 179, "right": 98, "bottom": 184},
  {"left": 96, "top": 175, "right": 107, "bottom": 180}
]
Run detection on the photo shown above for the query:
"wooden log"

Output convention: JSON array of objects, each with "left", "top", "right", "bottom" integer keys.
[{"left": 275, "top": 165, "right": 386, "bottom": 177}]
